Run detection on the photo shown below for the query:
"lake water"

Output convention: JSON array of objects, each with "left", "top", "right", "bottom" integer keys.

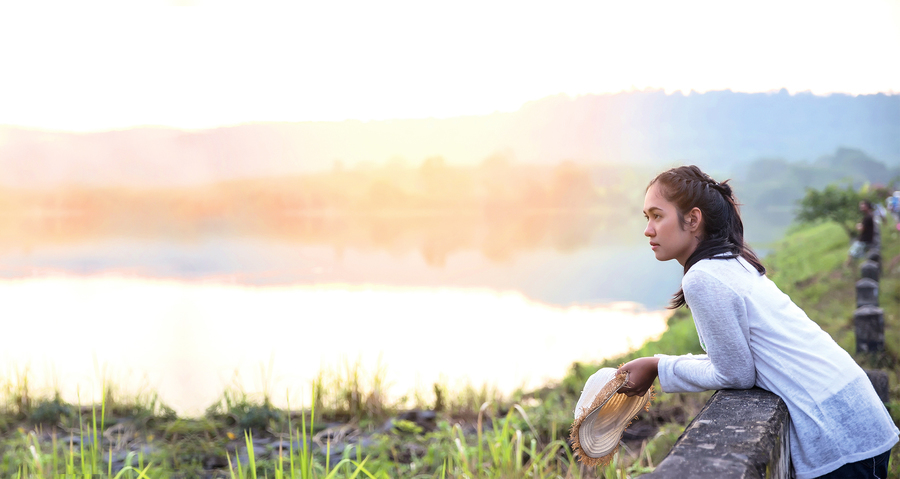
[{"left": 0, "top": 211, "right": 752, "bottom": 416}]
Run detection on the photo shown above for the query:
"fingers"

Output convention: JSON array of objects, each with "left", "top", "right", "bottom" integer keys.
[
  {"left": 616, "top": 357, "right": 657, "bottom": 398},
  {"left": 619, "top": 378, "right": 643, "bottom": 397},
  {"left": 620, "top": 387, "right": 643, "bottom": 397},
  {"left": 620, "top": 381, "right": 644, "bottom": 397}
]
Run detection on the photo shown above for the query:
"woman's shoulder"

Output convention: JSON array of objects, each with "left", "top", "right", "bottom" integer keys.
[
  {"left": 684, "top": 257, "right": 760, "bottom": 291},
  {"left": 688, "top": 256, "right": 748, "bottom": 274}
]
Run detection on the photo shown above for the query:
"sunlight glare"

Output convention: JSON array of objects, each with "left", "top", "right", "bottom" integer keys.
[
  {"left": 0, "top": 0, "right": 896, "bottom": 131},
  {"left": 2, "top": 274, "right": 670, "bottom": 415}
]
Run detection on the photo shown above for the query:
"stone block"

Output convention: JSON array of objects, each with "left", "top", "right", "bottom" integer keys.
[
  {"left": 855, "top": 278, "right": 879, "bottom": 308},
  {"left": 860, "top": 260, "right": 879, "bottom": 282},
  {"left": 866, "top": 250, "right": 881, "bottom": 265},
  {"left": 864, "top": 369, "right": 889, "bottom": 403},
  {"left": 640, "top": 388, "right": 791, "bottom": 479},
  {"left": 854, "top": 305, "right": 885, "bottom": 353}
]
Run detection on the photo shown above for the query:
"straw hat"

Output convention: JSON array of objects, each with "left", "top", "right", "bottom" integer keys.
[{"left": 569, "top": 367, "right": 652, "bottom": 466}]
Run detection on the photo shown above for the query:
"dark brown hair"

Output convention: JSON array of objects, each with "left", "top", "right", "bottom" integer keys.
[{"left": 648, "top": 165, "right": 765, "bottom": 309}]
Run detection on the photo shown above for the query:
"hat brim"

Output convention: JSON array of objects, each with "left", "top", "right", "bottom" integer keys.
[{"left": 569, "top": 369, "right": 652, "bottom": 466}]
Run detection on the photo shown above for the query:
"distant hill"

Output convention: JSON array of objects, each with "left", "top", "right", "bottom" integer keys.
[
  {"left": 0, "top": 89, "right": 897, "bottom": 187},
  {"left": 731, "top": 148, "right": 900, "bottom": 244}
]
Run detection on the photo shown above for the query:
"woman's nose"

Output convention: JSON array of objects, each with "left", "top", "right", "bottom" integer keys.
[{"left": 644, "top": 223, "right": 653, "bottom": 237}]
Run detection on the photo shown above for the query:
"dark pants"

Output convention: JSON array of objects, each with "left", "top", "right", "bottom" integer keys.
[{"left": 816, "top": 449, "right": 891, "bottom": 479}]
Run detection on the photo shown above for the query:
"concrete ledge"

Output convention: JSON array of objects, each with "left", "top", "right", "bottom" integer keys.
[{"left": 640, "top": 388, "right": 791, "bottom": 479}]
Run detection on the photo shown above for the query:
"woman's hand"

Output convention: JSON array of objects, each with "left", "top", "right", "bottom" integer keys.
[{"left": 617, "top": 357, "right": 660, "bottom": 397}]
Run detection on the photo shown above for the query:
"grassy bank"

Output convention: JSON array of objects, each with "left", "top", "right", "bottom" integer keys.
[{"left": 0, "top": 221, "right": 897, "bottom": 478}]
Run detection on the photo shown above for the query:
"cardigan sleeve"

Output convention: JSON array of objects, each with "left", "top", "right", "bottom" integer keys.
[{"left": 656, "top": 269, "right": 757, "bottom": 393}]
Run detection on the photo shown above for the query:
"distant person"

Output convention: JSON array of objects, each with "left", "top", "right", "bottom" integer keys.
[
  {"left": 872, "top": 200, "right": 884, "bottom": 251},
  {"left": 873, "top": 201, "right": 887, "bottom": 225},
  {"left": 847, "top": 200, "right": 875, "bottom": 265},
  {"left": 889, "top": 191, "right": 900, "bottom": 227},
  {"left": 612, "top": 165, "right": 896, "bottom": 478}
]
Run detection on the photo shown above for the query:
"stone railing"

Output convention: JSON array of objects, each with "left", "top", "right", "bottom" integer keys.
[
  {"left": 640, "top": 388, "right": 791, "bottom": 479},
  {"left": 855, "top": 248, "right": 884, "bottom": 353}
]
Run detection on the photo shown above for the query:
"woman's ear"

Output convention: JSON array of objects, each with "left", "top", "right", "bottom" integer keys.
[{"left": 686, "top": 208, "right": 702, "bottom": 232}]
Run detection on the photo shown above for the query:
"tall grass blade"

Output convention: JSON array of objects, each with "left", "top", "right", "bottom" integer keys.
[
  {"left": 476, "top": 401, "right": 488, "bottom": 471},
  {"left": 287, "top": 396, "right": 295, "bottom": 479},
  {"left": 227, "top": 450, "right": 237, "bottom": 479},
  {"left": 92, "top": 402, "right": 100, "bottom": 472},
  {"left": 51, "top": 431, "right": 58, "bottom": 475},
  {"left": 245, "top": 430, "right": 258, "bottom": 479}
]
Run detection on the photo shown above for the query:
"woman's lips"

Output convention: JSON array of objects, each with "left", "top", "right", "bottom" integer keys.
[{"left": 650, "top": 242, "right": 659, "bottom": 250}]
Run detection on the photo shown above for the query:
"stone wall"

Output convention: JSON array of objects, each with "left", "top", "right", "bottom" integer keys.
[{"left": 640, "top": 388, "right": 791, "bottom": 479}]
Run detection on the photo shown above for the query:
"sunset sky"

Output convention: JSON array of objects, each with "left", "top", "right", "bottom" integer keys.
[{"left": 0, "top": 0, "right": 898, "bottom": 132}]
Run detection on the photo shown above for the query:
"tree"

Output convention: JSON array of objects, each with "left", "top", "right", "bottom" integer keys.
[{"left": 796, "top": 183, "right": 883, "bottom": 239}]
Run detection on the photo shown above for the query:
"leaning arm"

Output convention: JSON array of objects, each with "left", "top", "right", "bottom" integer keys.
[{"left": 656, "top": 270, "right": 756, "bottom": 393}]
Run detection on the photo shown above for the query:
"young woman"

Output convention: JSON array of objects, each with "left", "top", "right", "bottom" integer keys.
[{"left": 617, "top": 165, "right": 898, "bottom": 478}]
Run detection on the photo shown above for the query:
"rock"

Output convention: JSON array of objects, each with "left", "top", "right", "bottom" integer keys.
[
  {"left": 140, "top": 445, "right": 159, "bottom": 455},
  {"left": 357, "top": 437, "right": 377, "bottom": 450},
  {"left": 60, "top": 435, "right": 93, "bottom": 446},
  {"left": 252, "top": 436, "right": 273, "bottom": 447},
  {"left": 319, "top": 441, "right": 347, "bottom": 457},
  {"left": 269, "top": 439, "right": 309, "bottom": 452},
  {"left": 417, "top": 410, "right": 437, "bottom": 421},
  {"left": 621, "top": 420, "right": 656, "bottom": 441},
  {"left": 391, "top": 442, "right": 428, "bottom": 463},
  {"left": 203, "top": 453, "right": 229, "bottom": 469},
  {"left": 109, "top": 461, "right": 126, "bottom": 474},
  {"left": 865, "top": 369, "right": 890, "bottom": 403},
  {"left": 378, "top": 418, "right": 395, "bottom": 434},
  {"left": 396, "top": 409, "right": 438, "bottom": 432},
  {"left": 103, "top": 450, "right": 131, "bottom": 463}
]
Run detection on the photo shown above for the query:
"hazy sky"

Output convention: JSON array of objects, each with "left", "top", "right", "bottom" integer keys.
[{"left": 1, "top": 0, "right": 898, "bottom": 132}]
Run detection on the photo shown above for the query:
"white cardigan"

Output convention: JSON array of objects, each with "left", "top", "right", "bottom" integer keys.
[{"left": 656, "top": 257, "right": 898, "bottom": 478}]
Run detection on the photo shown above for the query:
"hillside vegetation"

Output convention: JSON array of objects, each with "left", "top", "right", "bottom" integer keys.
[{"left": 1, "top": 90, "right": 897, "bottom": 188}]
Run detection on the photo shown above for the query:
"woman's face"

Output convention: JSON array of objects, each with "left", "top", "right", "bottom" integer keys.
[{"left": 643, "top": 183, "right": 700, "bottom": 266}]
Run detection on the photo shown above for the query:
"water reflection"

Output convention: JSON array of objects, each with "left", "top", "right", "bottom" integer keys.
[
  {"left": 0, "top": 159, "right": 796, "bottom": 419},
  {"left": 0, "top": 169, "right": 767, "bottom": 416},
  {"left": 1, "top": 237, "right": 683, "bottom": 308},
  {"left": 3, "top": 275, "right": 669, "bottom": 416}
]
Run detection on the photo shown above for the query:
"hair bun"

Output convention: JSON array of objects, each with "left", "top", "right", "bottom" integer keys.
[{"left": 716, "top": 181, "right": 733, "bottom": 197}]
